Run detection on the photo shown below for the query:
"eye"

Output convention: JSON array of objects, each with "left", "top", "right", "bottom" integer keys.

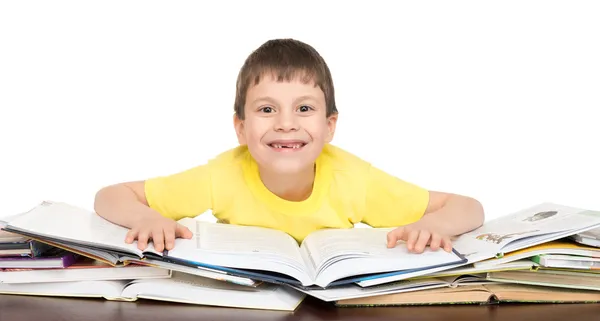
[
  {"left": 260, "top": 106, "right": 274, "bottom": 113},
  {"left": 298, "top": 105, "right": 313, "bottom": 112}
]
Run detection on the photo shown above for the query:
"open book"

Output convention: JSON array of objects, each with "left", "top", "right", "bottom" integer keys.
[
  {"left": 0, "top": 271, "right": 305, "bottom": 311},
  {"left": 2, "top": 201, "right": 467, "bottom": 288},
  {"left": 353, "top": 202, "right": 600, "bottom": 287}
]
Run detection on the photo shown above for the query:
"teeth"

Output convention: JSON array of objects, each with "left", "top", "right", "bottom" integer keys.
[{"left": 270, "top": 143, "right": 303, "bottom": 149}]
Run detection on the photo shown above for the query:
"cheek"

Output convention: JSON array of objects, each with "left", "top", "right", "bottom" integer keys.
[
  {"left": 244, "top": 120, "right": 268, "bottom": 143},
  {"left": 303, "top": 122, "right": 330, "bottom": 140}
]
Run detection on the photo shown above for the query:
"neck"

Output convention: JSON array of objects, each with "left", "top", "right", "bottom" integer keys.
[{"left": 258, "top": 164, "right": 316, "bottom": 202}]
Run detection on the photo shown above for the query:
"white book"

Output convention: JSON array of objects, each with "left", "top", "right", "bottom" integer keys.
[
  {"left": 0, "top": 257, "right": 171, "bottom": 283},
  {"left": 0, "top": 272, "right": 305, "bottom": 311},
  {"left": 2, "top": 201, "right": 467, "bottom": 288},
  {"left": 533, "top": 253, "right": 600, "bottom": 270}
]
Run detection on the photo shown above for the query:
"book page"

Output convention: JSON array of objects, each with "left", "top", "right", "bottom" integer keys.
[
  {"left": 302, "top": 227, "right": 463, "bottom": 269},
  {"left": 452, "top": 202, "right": 600, "bottom": 263},
  {"left": 174, "top": 218, "right": 304, "bottom": 263},
  {"left": 301, "top": 227, "right": 396, "bottom": 268},
  {"left": 300, "top": 227, "right": 466, "bottom": 287},
  {"left": 4, "top": 201, "right": 142, "bottom": 256}
]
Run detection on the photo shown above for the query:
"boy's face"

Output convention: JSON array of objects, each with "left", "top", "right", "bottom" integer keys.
[{"left": 234, "top": 75, "right": 337, "bottom": 175}]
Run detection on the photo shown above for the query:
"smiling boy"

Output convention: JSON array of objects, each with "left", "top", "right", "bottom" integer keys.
[{"left": 94, "top": 38, "right": 485, "bottom": 254}]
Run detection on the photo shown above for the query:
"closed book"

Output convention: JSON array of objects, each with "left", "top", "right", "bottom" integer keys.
[{"left": 0, "top": 247, "right": 79, "bottom": 269}]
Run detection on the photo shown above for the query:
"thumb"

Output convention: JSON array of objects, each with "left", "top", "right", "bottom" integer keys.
[{"left": 175, "top": 224, "right": 193, "bottom": 239}]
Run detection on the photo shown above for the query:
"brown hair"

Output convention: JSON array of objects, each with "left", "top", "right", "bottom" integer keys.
[{"left": 233, "top": 38, "right": 337, "bottom": 120}]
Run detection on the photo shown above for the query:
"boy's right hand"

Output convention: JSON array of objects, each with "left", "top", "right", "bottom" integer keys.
[{"left": 124, "top": 214, "right": 193, "bottom": 252}]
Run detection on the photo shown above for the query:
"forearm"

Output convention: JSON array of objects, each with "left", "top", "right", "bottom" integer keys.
[
  {"left": 418, "top": 195, "right": 485, "bottom": 236},
  {"left": 93, "top": 184, "right": 157, "bottom": 228}
]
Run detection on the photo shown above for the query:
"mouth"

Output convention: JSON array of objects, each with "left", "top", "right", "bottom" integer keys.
[{"left": 266, "top": 140, "right": 308, "bottom": 151}]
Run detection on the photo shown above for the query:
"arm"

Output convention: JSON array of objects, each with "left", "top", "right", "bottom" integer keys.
[
  {"left": 94, "top": 181, "right": 154, "bottom": 229},
  {"left": 93, "top": 164, "right": 213, "bottom": 251},
  {"left": 94, "top": 181, "right": 193, "bottom": 252},
  {"left": 416, "top": 191, "right": 485, "bottom": 237},
  {"left": 359, "top": 165, "right": 484, "bottom": 253}
]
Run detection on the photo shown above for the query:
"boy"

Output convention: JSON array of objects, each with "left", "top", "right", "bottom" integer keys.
[{"left": 94, "top": 38, "right": 484, "bottom": 255}]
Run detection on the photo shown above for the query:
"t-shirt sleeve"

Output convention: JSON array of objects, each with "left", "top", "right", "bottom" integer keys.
[
  {"left": 144, "top": 164, "right": 213, "bottom": 221},
  {"left": 361, "top": 165, "right": 430, "bottom": 227}
]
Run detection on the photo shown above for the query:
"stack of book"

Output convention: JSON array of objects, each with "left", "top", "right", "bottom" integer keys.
[
  {"left": 2, "top": 200, "right": 600, "bottom": 310},
  {"left": 1, "top": 229, "right": 78, "bottom": 270},
  {"left": 0, "top": 229, "right": 169, "bottom": 284}
]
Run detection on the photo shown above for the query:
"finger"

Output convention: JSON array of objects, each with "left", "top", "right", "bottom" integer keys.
[
  {"left": 442, "top": 236, "right": 453, "bottom": 252},
  {"left": 414, "top": 230, "right": 431, "bottom": 254},
  {"left": 176, "top": 224, "right": 193, "bottom": 239},
  {"left": 164, "top": 227, "right": 176, "bottom": 251},
  {"left": 125, "top": 228, "right": 138, "bottom": 244},
  {"left": 406, "top": 230, "right": 420, "bottom": 252},
  {"left": 137, "top": 230, "right": 149, "bottom": 250},
  {"left": 386, "top": 228, "right": 404, "bottom": 248},
  {"left": 152, "top": 229, "right": 165, "bottom": 253},
  {"left": 429, "top": 233, "right": 442, "bottom": 251}
]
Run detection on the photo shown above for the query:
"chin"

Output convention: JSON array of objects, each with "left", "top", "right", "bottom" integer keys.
[{"left": 269, "top": 160, "right": 313, "bottom": 175}]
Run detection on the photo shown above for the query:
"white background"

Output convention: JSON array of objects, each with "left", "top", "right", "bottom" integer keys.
[{"left": 1, "top": 1, "right": 599, "bottom": 223}]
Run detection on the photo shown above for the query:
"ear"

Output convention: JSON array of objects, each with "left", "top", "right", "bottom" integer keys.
[
  {"left": 325, "top": 112, "right": 338, "bottom": 142},
  {"left": 233, "top": 113, "right": 247, "bottom": 145}
]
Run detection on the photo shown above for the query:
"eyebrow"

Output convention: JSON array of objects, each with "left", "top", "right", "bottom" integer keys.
[
  {"left": 250, "top": 95, "right": 320, "bottom": 106},
  {"left": 250, "top": 96, "right": 278, "bottom": 106},
  {"left": 293, "top": 95, "right": 319, "bottom": 105}
]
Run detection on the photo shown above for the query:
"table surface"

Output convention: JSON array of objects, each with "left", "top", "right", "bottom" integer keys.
[{"left": 3, "top": 294, "right": 600, "bottom": 321}]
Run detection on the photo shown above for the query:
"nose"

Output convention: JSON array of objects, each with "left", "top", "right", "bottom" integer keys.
[{"left": 274, "top": 110, "right": 299, "bottom": 132}]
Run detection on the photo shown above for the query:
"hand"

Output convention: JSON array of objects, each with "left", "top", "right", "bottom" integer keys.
[
  {"left": 125, "top": 214, "right": 193, "bottom": 252},
  {"left": 386, "top": 222, "right": 452, "bottom": 254}
]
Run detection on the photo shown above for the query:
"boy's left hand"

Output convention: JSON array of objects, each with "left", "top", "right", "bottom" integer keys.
[{"left": 386, "top": 221, "right": 452, "bottom": 254}]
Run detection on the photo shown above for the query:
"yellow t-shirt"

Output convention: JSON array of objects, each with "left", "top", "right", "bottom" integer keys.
[{"left": 144, "top": 144, "right": 430, "bottom": 243}]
